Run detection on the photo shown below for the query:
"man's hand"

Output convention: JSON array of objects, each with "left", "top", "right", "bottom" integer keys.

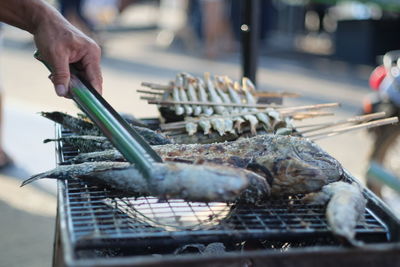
[
  {"left": 0, "top": 0, "right": 103, "bottom": 97},
  {"left": 33, "top": 11, "right": 102, "bottom": 97}
]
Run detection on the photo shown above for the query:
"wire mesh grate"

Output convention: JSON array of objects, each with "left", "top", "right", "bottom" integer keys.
[{"left": 57, "top": 127, "right": 388, "bottom": 249}]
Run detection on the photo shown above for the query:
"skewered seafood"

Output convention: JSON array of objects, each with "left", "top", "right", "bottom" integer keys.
[
  {"left": 139, "top": 72, "right": 298, "bottom": 137},
  {"left": 22, "top": 161, "right": 270, "bottom": 203},
  {"left": 172, "top": 85, "right": 184, "bottom": 116},
  {"left": 197, "top": 78, "right": 214, "bottom": 116},
  {"left": 59, "top": 134, "right": 344, "bottom": 196},
  {"left": 237, "top": 80, "right": 259, "bottom": 135},
  {"left": 185, "top": 122, "right": 198, "bottom": 136},
  {"left": 303, "top": 181, "right": 366, "bottom": 245},
  {"left": 204, "top": 72, "right": 226, "bottom": 115},
  {"left": 177, "top": 75, "right": 193, "bottom": 115},
  {"left": 187, "top": 80, "right": 202, "bottom": 116},
  {"left": 198, "top": 119, "right": 212, "bottom": 135},
  {"left": 224, "top": 77, "right": 246, "bottom": 133},
  {"left": 242, "top": 78, "right": 273, "bottom": 132}
]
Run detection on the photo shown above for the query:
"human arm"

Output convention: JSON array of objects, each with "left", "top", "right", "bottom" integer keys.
[{"left": 0, "top": 0, "right": 102, "bottom": 96}]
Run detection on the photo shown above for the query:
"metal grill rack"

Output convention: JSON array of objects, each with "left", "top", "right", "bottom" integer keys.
[{"left": 54, "top": 125, "right": 400, "bottom": 266}]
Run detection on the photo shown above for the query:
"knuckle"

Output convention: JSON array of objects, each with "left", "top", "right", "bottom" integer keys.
[{"left": 52, "top": 72, "right": 69, "bottom": 81}]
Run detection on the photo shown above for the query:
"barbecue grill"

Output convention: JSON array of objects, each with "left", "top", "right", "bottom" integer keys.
[
  {"left": 51, "top": 3, "right": 400, "bottom": 265},
  {"left": 52, "top": 125, "right": 400, "bottom": 267}
]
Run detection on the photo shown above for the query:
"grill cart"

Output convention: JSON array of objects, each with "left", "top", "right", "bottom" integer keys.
[
  {"left": 52, "top": 126, "right": 400, "bottom": 267},
  {"left": 51, "top": 2, "right": 400, "bottom": 266}
]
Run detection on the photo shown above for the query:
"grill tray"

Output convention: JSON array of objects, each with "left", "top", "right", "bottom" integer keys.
[{"left": 54, "top": 125, "right": 400, "bottom": 266}]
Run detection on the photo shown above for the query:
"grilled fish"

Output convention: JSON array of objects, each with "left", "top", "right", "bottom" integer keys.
[
  {"left": 22, "top": 161, "right": 270, "bottom": 203},
  {"left": 41, "top": 112, "right": 172, "bottom": 145},
  {"left": 303, "top": 181, "right": 366, "bottom": 244},
  {"left": 63, "top": 134, "right": 344, "bottom": 196}
]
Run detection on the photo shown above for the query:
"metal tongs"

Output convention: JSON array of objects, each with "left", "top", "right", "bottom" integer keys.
[{"left": 34, "top": 51, "right": 162, "bottom": 180}]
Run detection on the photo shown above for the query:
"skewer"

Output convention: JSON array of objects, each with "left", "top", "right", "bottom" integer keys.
[
  {"left": 297, "top": 112, "right": 387, "bottom": 134},
  {"left": 160, "top": 109, "right": 337, "bottom": 131},
  {"left": 292, "top": 111, "right": 334, "bottom": 120},
  {"left": 136, "top": 90, "right": 164, "bottom": 95},
  {"left": 142, "top": 98, "right": 339, "bottom": 112},
  {"left": 141, "top": 82, "right": 172, "bottom": 90},
  {"left": 279, "top": 103, "right": 339, "bottom": 114},
  {"left": 142, "top": 98, "right": 277, "bottom": 109},
  {"left": 307, "top": 117, "right": 399, "bottom": 141},
  {"left": 253, "top": 91, "right": 300, "bottom": 98},
  {"left": 296, "top": 112, "right": 386, "bottom": 129}
]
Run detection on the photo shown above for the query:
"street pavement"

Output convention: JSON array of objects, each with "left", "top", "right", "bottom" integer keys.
[{"left": 0, "top": 25, "right": 390, "bottom": 267}]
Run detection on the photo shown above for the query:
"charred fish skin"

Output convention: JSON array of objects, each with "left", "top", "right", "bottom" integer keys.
[
  {"left": 42, "top": 112, "right": 172, "bottom": 146},
  {"left": 154, "top": 134, "right": 344, "bottom": 195},
  {"left": 303, "top": 181, "right": 366, "bottom": 244},
  {"left": 23, "top": 161, "right": 269, "bottom": 203},
  {"left": 149, "top": 162, "right": 250, "bottom": 202},
  {"left": 133, "top": 126, "right": 173, "bottom": 145},
  {"left": 62, "top": 149, "right": 123, "bottom": 164},
  {"left": 44, "top": 136, "right": 113, "bottom": 153},
  {"left": 41, "top": 112, "right": 101, "bottom": 136},
  {"left": 62, "top": 134, "right": 344, "bottom": 196},
  {"left": 325, "top": 182, "right": 366, "bottom": 242},
  {"left": 21, "top": 162, "right": 131, "bottom": 186}
]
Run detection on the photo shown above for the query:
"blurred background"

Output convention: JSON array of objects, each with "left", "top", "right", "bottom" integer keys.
[{"left": 0, "top": 0, "right": 399, "bottom": 266}]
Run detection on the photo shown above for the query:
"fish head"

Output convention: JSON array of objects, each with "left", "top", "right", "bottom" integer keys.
[
  {"left": 287, "top": 137, "right": 344, "bottom": 184},
  {"left": 268, "top": 156, "right": 329, "bottom": 196}
]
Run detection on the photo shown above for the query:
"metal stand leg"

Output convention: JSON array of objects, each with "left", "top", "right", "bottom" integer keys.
[
  {"left": 52, "top": 204, "right": 65, "bottom": 267},
  {"left": 241, "top": 0, "right": 260, "bottom": 85}
]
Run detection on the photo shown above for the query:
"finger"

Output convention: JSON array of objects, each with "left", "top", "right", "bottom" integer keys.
[
  {"left": 51, "top": 56, "right": 70, "bottom": 97},
  {"left": 84, "top": 61, "right": 103, "bottom": 95},
  {"left": 79, "top": 45, "right": 103, "bottom": 95}
]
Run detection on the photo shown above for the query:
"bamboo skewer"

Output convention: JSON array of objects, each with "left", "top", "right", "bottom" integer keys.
[
  {"left": 292, "top": 112, "right": 334, "bottom": 120},
  {"left": 253, "top": 91, "right": 300, "bottom": 98},
  {"left": 136, "top": 90, "right": 164, "bottom": 95},
  {"left": 141, "top": 97, "right": 279, "bottom": 109},
  {"left": 307, "top": 117, "right": 399, "bottom": 141},
  {"left": 298, "top": 112, "right": 387, "bottom": 134},
  {"left": 141, "top": 82, "right": 299, "bottom": 98},
  {"left": 141, "top": 97, "right": 339, "bottom": 111},
  {"left": 296, "top": 112, "right": 386, "bottom": 129},
  {"left": 159, "top": 104, "right": 339, "bottom": 131},
  {"left": 279, "top": 103, "right": 339, "bottom": 113},
  {"left": 141, "top": 82, "right": 172, "bottom": 90}
]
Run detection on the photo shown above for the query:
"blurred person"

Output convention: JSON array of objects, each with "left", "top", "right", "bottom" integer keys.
[
  {"left": 201, "top": 0, "right": 234, "bottom": 59},
  {"left": 184, "top": 0, "right": 233, "bottom": 58},
  {"left": 0, "top": 0, "right": 102, "bottom": 168},
  {"left": 0, "top": 23, "right": 9, "bottom": 168},
  {"left": 59, "top": 0, "right": 95, "bottom": 37}
]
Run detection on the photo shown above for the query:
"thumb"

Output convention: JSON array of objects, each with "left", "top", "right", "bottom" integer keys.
[{"left": 51, "top": 57, "right": 70, "bottom": 97}]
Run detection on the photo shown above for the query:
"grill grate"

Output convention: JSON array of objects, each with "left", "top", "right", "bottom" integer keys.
[{"left": 57, "top": 127, "right": 388, "bottom": 252}]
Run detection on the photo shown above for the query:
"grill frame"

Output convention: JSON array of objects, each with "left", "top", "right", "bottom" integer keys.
[{"left": 53, "top": 124, "right": 400, "bottom": 267}]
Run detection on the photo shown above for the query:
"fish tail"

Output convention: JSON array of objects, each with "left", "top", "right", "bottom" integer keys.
[
  {"left": 43, "top": 138, "right": 59, "bottom": 144},
  {"left": 20, "top": 171, "right": 57, "bottom": 187}
]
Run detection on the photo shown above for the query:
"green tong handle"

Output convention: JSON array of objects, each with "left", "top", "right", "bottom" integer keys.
[{"left": 34, "top": 51, "right": 162, "bottom": 180}]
